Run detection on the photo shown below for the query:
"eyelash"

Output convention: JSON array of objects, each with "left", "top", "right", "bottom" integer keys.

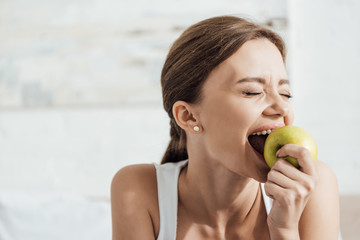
[
  {"left": 243, "top": 91, "right": 261, "bottom": 96},
  {"left": 281, "top": 94, "right": 293, "bottom": 99},
  {"left": 243, "top": 91, "right": 293, "bottom": 99}
]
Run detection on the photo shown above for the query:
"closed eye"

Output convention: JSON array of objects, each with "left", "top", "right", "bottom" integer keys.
[
  {"left": 243, "top": 91, "right": 262, "bottom": 96},
  {"left": 280, "top": 93, "right": 293, "bottom": 99}
]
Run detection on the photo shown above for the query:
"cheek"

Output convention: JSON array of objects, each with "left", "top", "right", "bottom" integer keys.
[
  {"left": 285, "top": 105, "right": 295, "bottom": 125},
  {"left": 200, "top": 99, "right": 260, "bottom": 148},
  {"left": 202, "top": 96, "right": 261, "bottom": 131},
  {"left": 223, "top": 98, "right": 261, "bottom": 128}
]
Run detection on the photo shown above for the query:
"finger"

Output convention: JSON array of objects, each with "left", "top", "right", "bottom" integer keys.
[
  {"left": 267, "top": 165, "right": 297, "bottom": 189},
  {"left": 272, "top": 158, "right": 307, "bottom": 182},
  {"left": 276, "top": 144, "right": 316, "bottom": 176},
  {"left": 264, "top": 181, "right": 286, "bottom": 201},
  {"left": 272, "top": 158, "right": 317, "bottom": 195}
]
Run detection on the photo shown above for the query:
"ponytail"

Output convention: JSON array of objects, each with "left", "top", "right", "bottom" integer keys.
[{"left": 161, "top": 119, "right": 188, "bottom": 164}]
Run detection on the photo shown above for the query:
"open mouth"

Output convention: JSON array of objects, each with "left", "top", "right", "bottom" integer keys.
[{"left": 248, "top": 129, "right": 272, "bottom": 155}]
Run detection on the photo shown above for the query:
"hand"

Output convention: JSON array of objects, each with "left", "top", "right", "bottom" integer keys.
[{"left": 264, "top": 144, "right": 318, "bottom": 239}]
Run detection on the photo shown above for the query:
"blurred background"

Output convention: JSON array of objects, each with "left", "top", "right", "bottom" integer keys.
[{"left": 0, "top": 0, "right": 359, "bottom": 239}]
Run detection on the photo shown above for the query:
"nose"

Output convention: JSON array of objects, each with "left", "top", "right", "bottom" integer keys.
[{"left": 263, "top": 93, "right": 290, "bottom": 119}]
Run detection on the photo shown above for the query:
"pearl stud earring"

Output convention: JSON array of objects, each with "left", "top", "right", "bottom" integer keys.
[{"left": 193, "top": 126, "right": 200, "bottom": 132}]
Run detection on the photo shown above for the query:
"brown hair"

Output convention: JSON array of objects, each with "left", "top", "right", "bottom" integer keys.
[{"left": 161, "top": 15, "right": 286, "bottom": 164}]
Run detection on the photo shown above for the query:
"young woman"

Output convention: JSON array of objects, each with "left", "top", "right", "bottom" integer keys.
[{"left": 111, "top": 16, "right": 340, "bottom": 239}]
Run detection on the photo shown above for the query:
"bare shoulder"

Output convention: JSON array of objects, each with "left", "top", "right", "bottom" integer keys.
[
  {"left": 311, "top": 160, "right": 339, "bottom": 211},
  {"left": 315, "top": 160, "right": 338, "bottom": 183},
  {"left": 111, "top": 164, "right": 159, "bottom": 240},
  {"left": 111, "top": 163, "right": 158, "bottom": 195},
  {"left": 300, "top": 160, "right": 340, "bottom": 240}
]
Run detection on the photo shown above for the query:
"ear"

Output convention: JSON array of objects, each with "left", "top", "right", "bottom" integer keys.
[{"left": 172, "top": 101, "right": 201, "bottom": 133}]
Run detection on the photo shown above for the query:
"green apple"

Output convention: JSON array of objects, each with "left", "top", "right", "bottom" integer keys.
[{"left": 264, "top": 126, "right": 318, "bottom": 168}]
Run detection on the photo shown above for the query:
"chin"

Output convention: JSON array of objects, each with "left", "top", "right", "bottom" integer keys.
[{"left": 245, "top": 144, "right": 270, "bottom": 183}]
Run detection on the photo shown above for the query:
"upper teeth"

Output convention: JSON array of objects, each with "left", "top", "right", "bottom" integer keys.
[{"left": 252, "top": 129, "right": 272, "bottom": 135}]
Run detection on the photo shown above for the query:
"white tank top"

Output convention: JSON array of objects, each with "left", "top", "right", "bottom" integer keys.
[{"left": 153, "top": 160, "right": 272, "bottom": 240}]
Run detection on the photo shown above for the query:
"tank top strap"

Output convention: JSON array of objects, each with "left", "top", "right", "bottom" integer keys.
[
  {"left": 260, "top": 183, "right": 273, "bottom": 215},
  {"left": 154, "top": 160, "right": 188, "bottom": 240}
]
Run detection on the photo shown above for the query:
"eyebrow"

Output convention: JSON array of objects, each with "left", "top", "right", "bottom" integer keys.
[{"left": 237, "top": 77, "right": 290, "bottom": 85}]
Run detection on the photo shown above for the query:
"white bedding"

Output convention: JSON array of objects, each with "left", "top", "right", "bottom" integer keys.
[{"left": 0, "top": 192, "right": 111, "bottom": 240}]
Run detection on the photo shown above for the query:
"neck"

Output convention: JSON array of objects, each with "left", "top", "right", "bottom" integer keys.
[{"left": 178, "top": 156, "right": 261, "bottom": 228}]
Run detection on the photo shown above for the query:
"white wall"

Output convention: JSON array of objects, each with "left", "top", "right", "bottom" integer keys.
[
  {"left": 0, "top": 107, "right": 170, "bottom": 197},
  {"left": 288, "top": 0, "right": 360, "bottom": 194},
  {"left": 0, "top": 0, "right": 359, "bottom": 201},
  {"left": 0, "top": 0, "right": 288, "bottom": 199}
]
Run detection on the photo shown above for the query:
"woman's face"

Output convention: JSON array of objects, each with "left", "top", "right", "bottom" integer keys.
[{"left": 196, "top": 38, "right": 294, "bottom": 182}]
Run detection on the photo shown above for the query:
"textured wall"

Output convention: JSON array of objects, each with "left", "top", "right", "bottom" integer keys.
[{"left": 0, "top": 0, "right": 286, "bottom": 108}]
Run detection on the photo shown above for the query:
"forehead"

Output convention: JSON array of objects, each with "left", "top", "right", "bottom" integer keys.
[
  {"left": 207, "top": 38, "right": 287, "bottom": 85},
  {"left": 226, "top": 38, "right": 285, "bottom": 76}
]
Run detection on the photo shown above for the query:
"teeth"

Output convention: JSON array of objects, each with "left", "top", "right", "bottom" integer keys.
[{"left": 252, "top": 129, "right": 272, "bottom": 136}]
